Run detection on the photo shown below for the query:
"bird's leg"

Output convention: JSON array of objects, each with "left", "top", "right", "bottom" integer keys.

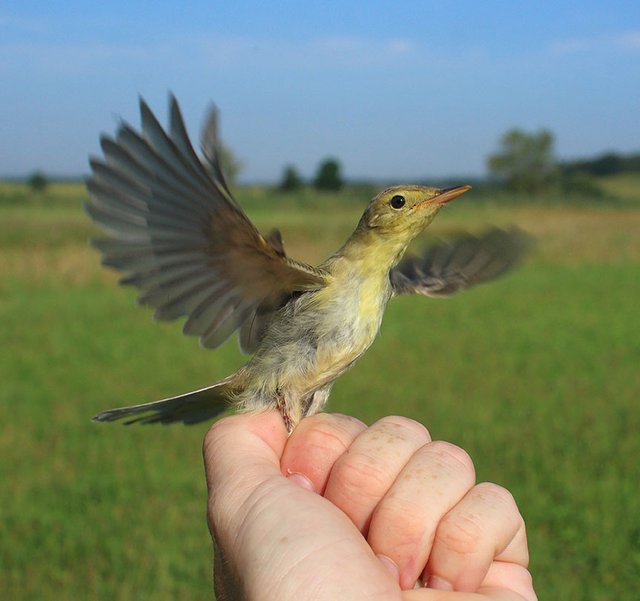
[{"left": 275, "top": 390, "right": 294, "bottom": 433}]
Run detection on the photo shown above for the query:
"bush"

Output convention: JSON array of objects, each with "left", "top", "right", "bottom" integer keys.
[
  {"left": 313, "top": 158, "right": 343, "bottom": 191},
  {"left": 28, "top": 171, "right": 48, "bottom": 192},
  {"left": 487, "top": 129, "right": 559, "bottom": 195},
  {"left": 278, "top": 165, "right": 303, "bottom": 192},
  {"left": 561, "top": 172, "right": 607, "bottom": 199}
]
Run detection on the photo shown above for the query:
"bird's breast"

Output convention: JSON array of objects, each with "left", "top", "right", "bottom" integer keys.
[
  {"left": 242, "top": 266, "right": 392, "bottom": 411},
  {"left": 309, "top": 269, "right": 391, "bottom": 373}
]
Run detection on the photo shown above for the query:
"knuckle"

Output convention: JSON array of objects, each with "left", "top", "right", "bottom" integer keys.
[
  {"left": 373, "top": 415, "right": 432, "bottom": 442},
  {"left": 371, "top": 500, "right": 424, "bottom": 552},
  {"left": 374, "top": 494, "right": 423, "bottom": 536},
  {"left": 436, "top": 511, "right": 485, "bottom": 556},
  {"left": 302, "top": 414, "right": 366, "bottom": 451},
  {"left": 474, "top": 482, "right": 525, "bottom": 531},
  {"left": 475, "top": 482, "right": 517, "bottom": 510},
  {"left": 321, "top": 412, "right": 368, "bottom": 431},
  {"left": 333, "top": 452, "right": 391, "bottom": 497},
  {"left": 427, "top": 440, "right": 475, "bottom": 478}
]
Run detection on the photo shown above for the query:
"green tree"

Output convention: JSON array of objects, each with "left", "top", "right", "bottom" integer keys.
[
  {"left": 488, "top": 129, "right": 558, "bottom": 194},
  {"left": 28, "top": 170, "right": 48, "bottom": 192},
  {"left": 200, "top": 105, "right": 243, "bottom": 186},
  {"left": 279, "top": 165, "right": 303, "bottom": 192},
  {"left": 313, "top": 158, "right": 343, "bottom": 191},
  {"left": 218, "top": 144, "right": 243, "bottom": 185}
]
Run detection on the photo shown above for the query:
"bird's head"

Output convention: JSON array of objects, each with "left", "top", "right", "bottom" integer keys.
[{"left": 359, "top": 184, "right": 471, "bottom": 240}]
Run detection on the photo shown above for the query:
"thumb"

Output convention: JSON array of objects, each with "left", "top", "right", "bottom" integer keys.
[{"left": 203, "top": 410, "right": 288, "bottom": 532}]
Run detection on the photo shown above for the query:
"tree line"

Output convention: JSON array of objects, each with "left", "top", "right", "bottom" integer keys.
[
  {"left": 487, "top": 128, "right": 640, "bottom": 195},
  {"left": 22, "top": 130, "right": 638, "bottom": 196},
  {"left": 24, "top": 157, "right": 345, "bottom": 194},
  {"left": 279, "top": 159, "right": 343, "bottom": 192}
]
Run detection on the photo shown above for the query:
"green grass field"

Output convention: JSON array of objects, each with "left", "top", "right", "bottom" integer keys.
[{"left": 1, "top": 180, "right": 639, "bottom": 600}]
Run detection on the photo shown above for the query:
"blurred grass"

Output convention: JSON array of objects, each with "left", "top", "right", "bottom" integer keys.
[
  {"left": 596, "top": 172, "right": 640, "bottom": 201},
  {"left": 1, "top": 180, "right": 639, "bottom": 600}
]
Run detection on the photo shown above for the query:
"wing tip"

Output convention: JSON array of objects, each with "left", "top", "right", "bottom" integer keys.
[{"left": 92, "top": 409, "right": 124, "bottom": 423}]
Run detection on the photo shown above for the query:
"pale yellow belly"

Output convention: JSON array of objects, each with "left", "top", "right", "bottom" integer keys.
[
  {"left": 238, "top": 268, "right": 392, "bottom": 422},
  {"left": 280, "top": 273, "right": 388, "bottom": 391}
]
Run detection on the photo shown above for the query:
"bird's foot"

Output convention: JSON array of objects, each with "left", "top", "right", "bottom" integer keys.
[{"left": 275, "top": 391, "right": 294, "bottom": 433}]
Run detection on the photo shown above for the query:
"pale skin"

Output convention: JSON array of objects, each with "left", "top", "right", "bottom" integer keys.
[{"left": 203, "top": 411, "right": 537, "bottom": 601}]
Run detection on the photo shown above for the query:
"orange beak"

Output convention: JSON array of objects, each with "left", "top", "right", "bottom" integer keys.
[{"left": 430, "top": 184, "right": 472, "bottom": 205}]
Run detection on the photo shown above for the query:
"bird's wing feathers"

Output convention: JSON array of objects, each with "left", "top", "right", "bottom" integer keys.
[
  {"left": 86, "top": 96, "right": 326, "bottom": 351},
  {"left": 199, "top": 103, "right": 235, "bottom": 196},
  {"left": 390, "top": 227, "right": 532, "bottom": 297}
]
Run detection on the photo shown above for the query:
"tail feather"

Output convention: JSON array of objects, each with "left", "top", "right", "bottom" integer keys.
[{"left": 92, "top": 379, "right": 233, "bottom": 425}]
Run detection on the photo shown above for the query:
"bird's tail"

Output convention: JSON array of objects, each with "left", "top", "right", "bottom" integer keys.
[{"left": 92, "top": 376, "right": 236, "bottom": 425}]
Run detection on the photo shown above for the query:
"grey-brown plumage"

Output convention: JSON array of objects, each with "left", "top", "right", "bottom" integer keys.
[
  {"left": 87, "top": 96, "right": 531, "bottom": 428},
  {"left": 390, "top": 227, "right": 532, "bottom": 297}
]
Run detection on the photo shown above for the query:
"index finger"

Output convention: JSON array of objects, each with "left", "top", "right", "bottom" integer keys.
[{"left": 281, "top": 413, "right": 367, "bottom": 493}]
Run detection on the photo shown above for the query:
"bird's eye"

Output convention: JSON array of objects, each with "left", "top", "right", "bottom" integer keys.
[{"left": 390, "top": 195, "right": 405, "bottom": 209}]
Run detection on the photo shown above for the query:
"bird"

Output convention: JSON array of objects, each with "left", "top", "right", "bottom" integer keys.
[{"left": 86, "top": 95, "right": 530, "bottom": 430}]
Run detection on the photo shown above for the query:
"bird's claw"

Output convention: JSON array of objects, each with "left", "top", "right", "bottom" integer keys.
[{"left": 275, "top": 391, "right": 294, "bottom": 433}]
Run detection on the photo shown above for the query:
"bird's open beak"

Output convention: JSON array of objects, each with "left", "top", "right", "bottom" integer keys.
[{"left": 430, "top": 184, "right": 472, "bottom": 206}]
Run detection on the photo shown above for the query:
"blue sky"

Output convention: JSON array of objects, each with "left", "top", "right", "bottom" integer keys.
[{"left": 1, "top": 1, "right": 639, "bottom": 182}]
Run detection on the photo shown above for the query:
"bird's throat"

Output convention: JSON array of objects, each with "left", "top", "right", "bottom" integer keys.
[{"left": 338, "top": 228, "right": 411, "bottom": 277}]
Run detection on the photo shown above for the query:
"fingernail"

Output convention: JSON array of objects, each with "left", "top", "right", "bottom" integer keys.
[
  {"left": 376, "top": 554, "right": 400, "bottom": 583},
  {"left": 427, "top": 575, "right": 453, "bottom": 591},
  {"left": 286, "top": 472, "right": 314, "bottom": 491}
]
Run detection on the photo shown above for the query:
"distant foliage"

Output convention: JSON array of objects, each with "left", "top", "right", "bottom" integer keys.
[
  {"left": 488, "top": 129, "right": 559, "bottom": 194},
  {"left": 279, "top": 165, "right": 303, "bottom": 192},
  {"left": 313, "top": 158, "right": 343, "bottom": 191},
  {"left": 28, "top": 170, "right": 48, "bottom": 192},
  {"left": 562, "top": 151, "right": 640, "bottom": 176},
  {"left": 560, "top": 172, "right": 607, "bottom": 199},
  {"left": 218, "top": 145, "right": 243, "bottom": 185}
]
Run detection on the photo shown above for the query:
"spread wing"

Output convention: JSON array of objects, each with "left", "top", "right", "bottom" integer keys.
[
  {"left": 86, "top": 95, "right": 326, "bottom": 351},
  {"left": 390, "top": 227, "right": 532, "bottom": 297}
]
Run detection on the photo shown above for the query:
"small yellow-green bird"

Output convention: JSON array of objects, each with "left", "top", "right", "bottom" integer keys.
[{"left": 87, "top": 96, "right": 529, "bottom": 430}]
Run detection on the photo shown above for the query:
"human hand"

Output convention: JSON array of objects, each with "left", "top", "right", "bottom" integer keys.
[{"left": 203, "top": 411, "right": 536, "bottom": 601}]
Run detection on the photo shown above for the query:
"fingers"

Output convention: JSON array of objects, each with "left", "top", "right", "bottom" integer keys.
[
  {"left": 319, "top": 417, "right": 529, "bottom": 593},
  {"left": 323, "top": 415, "right": 432, "bottom": 532},
  {"left": 281, "top": 413, "right": 367, "bottom": 493},
  {"left": 205, "top": 411, "right": 535, "bottom": 600},
  {"left": 367, "top": 441, "right": 476, "bottom": 590},
  {"left": 203, "top": 411, "right": 405, "bottom": 601},
  {"left": 424, "top": 483, "right": 529, "bottom": 593}
]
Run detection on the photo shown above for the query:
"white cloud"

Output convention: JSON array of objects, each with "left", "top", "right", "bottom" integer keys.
[
  {"left": 0, "top": 41, "right": 172, "bottom": 76},
  {"left": 386, "top": 38, "right": 415, "bottom": 55},
  {"left": 311, "top": 35, "right": 418, "bottom": 66},
  {"left": 0, "top": 33, "right": 420, "bottom": 80},
  {"left": 615, "top": 31, "right": 640, "bottom": 50},
  {"left": 547, "top": 38, "right": 592, "bottom": 56},
  {"left": 547, "top": 30, "right": 640, "bottom": 55},
  {"left": 195, "top": 35, "right": 420, "bottom": 70}
]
